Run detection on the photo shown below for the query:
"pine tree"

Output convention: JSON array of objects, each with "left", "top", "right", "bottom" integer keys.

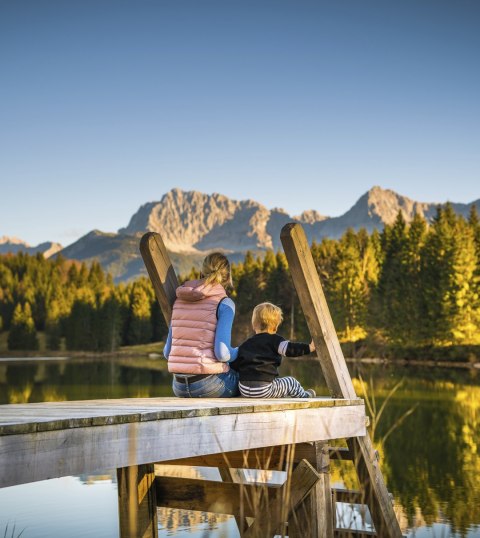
[
  {"left": 125, "top": 282, "right": 153, "bottom": 345},
  {"left": 421, "top": 205, "right": 480, "bottom": 344},
  {"left": 8, "top": 302, "right": 39, "bottom": 350}
]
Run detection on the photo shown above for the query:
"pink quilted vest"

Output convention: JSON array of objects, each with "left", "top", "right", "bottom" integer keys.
[{"left": 168, "top": 279, "right": 230, "bottom": 375}]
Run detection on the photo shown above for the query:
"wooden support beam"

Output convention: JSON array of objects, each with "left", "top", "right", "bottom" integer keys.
[
  {"left": 117, "top": 463, "right": 158, "bottom": 538},
  {"left": 160, "top": 442, "right": 316, "bottom": 470},
  {"left": 140, "top": 232, "right": 179, "bottom": 325},
  {"left": 332, "top": 488, "right": 364, "bottom": 504},
  {"left": 289, "top": 441, "right": 333, "bottom": 538},
  {"left": 218, "top": 467, "right": 253, "bottom": 534},
  {"left": 280, "top": 223, "right": 403, "bottom": 538},
  {"left": 155, "top": 475, "right": 280, "bottom": 517},
  {"left": 243, "top": 459, "right": 321, "bottom": 538}
]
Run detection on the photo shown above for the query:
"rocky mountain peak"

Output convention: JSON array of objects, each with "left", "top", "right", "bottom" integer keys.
[{"left": 294, "top": 210, "right": 328, "bottom": 224}]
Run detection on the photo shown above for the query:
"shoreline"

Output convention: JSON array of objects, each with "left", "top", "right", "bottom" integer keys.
[{"left": 1, "top": 349, "right": 479, "bottom": 370}]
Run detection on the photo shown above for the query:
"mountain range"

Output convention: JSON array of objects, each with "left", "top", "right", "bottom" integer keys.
[{"left": 2, "top": 186, "right": 479, "bottom": 281}]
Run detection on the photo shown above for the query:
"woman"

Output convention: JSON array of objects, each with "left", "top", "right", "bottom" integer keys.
[{"left": 163, "top": 252, "right": 239, "bottom": 397}]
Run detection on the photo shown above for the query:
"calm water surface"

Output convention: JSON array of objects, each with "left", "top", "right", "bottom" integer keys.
[{"left": 0, "top": 356, "right": 479, "bottom": 538}]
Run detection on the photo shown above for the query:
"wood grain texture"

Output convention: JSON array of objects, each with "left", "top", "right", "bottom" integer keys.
[
  {"left": 0, "top": 404, "right": 365, "bottom": 488},
  {"left": 280, "top": 223, "right": 355, "bottom": 399},
  {"left": 243, "top": 459, "right": 321, "bottom": 538},
  {"left": 289, "top": 441, "right": 333, "bottom": 538},
  {"left": 280, "top": 222, "right": 403, "bottom": 538},
  {"left": 161, "top": 442, "right": 318, "bottom": 469},
  {"left": 155, "top": 475, "right": 280, "bottom": 518},
  {"left": 0, "top": 397, "right": 362, "bottom": 436},
  {"left": 139, "top": 232, "right": 179, "bottom": 324}
]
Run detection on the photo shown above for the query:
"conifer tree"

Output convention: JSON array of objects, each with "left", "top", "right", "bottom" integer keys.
[
  {"left": 8, "top": 302, "right": 39, "bottom": 350},
  {"left": 422, "top": 204, "right": 480, "bottom": 344},
  {"left": 125, "top": 282, "right": 153, "bottom": 345}
]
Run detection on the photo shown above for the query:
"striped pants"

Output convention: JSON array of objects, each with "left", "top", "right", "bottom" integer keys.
[{"left": 239, "top": 376, "right": 309, "bottom": 398}]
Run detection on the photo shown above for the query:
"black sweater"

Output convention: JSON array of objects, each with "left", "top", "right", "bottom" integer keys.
[{"left": 233, "top": 332, "right": 311, "bottom": 383}]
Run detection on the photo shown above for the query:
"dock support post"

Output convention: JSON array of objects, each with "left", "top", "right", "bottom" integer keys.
[
  {"left": 281, "top": 223, "right": 403, "bottom": 538},
  {"left": 117, "top": 463, "right": 158, "bottom": 538},
  {"left": 288, "top": 442, "right": 333, "bottom": 538}
]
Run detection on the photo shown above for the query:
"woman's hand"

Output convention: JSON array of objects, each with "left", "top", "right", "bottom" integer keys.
[{"left": 309, "top": 340, "right": 315, "bottom": 353}]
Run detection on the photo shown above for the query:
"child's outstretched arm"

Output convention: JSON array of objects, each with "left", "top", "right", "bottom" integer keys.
[
  {"left": 214, "top": 298, "right": 239, "bottom": 363},
  {"left": 278, "top": 338, "right": 313, "bottom": 358}
]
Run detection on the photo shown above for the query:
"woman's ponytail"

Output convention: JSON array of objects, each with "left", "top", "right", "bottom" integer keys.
[{"left": 202, "top": 252, "right": 232, "bottom": 289}]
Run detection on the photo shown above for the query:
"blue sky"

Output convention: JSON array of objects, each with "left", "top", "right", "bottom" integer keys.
[{"left": 1, "top": 0, "right": 479, "bottom": 246}]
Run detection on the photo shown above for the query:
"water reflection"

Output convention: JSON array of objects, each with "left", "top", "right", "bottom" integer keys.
[{"left": 0, "top": 357, "right": 479, "bottom": 536}]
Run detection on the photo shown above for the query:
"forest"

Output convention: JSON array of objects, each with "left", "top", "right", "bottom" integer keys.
[{"left": 1, "top": 204, "right": 480, "bottom": 359}]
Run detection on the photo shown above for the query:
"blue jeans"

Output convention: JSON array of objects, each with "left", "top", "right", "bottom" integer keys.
[{"left": 172, "top": 370, "right": 239, "bottom": 398}]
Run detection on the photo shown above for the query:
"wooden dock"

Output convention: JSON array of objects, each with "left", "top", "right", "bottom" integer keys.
[
  {"left": 0, "top": 222, "right": 405, "bottom": 538},
  {"left": 0, "top": 397, "right": 365, "bottom": 489}
]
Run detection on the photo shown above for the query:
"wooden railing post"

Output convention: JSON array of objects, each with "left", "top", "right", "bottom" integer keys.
[
  {"left": 280, "top": 223, "right": 403, "bottom": 538},
  {"left": 140, "top": 232, "right": 179, "bottom": 324}
]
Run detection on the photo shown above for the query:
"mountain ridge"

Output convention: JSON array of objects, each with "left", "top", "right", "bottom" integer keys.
[{"left": 3, "top": 186, "right": 479, "bottom": 281}]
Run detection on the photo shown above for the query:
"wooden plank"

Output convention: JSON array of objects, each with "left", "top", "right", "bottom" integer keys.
[
  {"left": 280, "top": 223, "right": 356, "bottom": 399},
  {"left": 0, "top": 404, "right": 366, "bottom": 488},
  {"left": 289, "top": 441, "right": 333, "bottom": 538},
  {"left": 280, "top": 223, "right": 403, "bottom": 538},
  {"left": 160, "top": 442, "right": 317, "bottom": 469},
  {"left": 243, "top": 459, "right": 321, "bottom": 538},
  {"left": 139, "top": 232, "right": 179, "bottom": 325},
  {"left": 0, "top": 397, "right": 363, "bottom": 436},
  {"left": 218, "top": 467, "right": 253, "bottom": 533},
  {"left": 117, "top": 463, "right": 158, "bottom": 538},
  {"left": 155, "top": 475, "right": 280, "bottom": 517},
  {"left": 332, "top": 488, "right": 364, "bottom": 504}
]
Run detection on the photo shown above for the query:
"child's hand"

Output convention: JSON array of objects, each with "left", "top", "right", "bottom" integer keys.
[{"left": 309, "top": 340, "right": 315, "bottom": 353}]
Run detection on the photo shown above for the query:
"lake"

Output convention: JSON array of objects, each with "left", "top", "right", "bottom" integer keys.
[{"left": 0, "top": 356, "right": 479, "bottom": 538}]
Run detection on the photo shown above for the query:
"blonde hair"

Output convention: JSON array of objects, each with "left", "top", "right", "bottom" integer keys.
[
  {"left": 252, "top": 302, "right": 283, "bottom": 333},
  {"left": 202, "top": 252, "right": 232, "bottom": 288}
]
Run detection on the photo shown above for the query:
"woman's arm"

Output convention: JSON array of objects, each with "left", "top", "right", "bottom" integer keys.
[
  {"left": 163, "top": 326, "right": 172, "bottom": 359},
  {"left": 214, "top": 298, "right": 239, "bottom": 362}
]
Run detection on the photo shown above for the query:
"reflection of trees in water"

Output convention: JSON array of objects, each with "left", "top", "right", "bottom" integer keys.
[
  {"left": 1, "top": 358, "right": 173, "bottom": 403},
  {"left": 8, "top": 383, "right": 33, "bottom": 403},
  {"left": 356, "top": 375, "right": 480, "bottom": 536},
  {"left": 284, "top": 361, "right": 480, "bottom": 535},
  {"left": 156, "top": 465, "right": 230, "bottom": 534}
]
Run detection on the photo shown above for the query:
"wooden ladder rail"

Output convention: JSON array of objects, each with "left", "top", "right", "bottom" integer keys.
[
  {"left": 280, "top": 222, "right": 403, "bottom": 538},
  {"left": 139, "top": 231, "right": 252, "bottom": 534}
]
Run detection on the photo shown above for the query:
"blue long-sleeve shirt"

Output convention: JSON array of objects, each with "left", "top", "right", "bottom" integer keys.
[{"left": 163, "top": 297, "right": 238, "bottom": 363}]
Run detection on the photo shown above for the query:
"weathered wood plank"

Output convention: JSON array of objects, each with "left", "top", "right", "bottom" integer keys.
[
  {"left": 0, "top": 397, "right": 362, "bottom": 436},
  {"left": 280, "top": 222, "right": 403, "bottom": 538},
  {"left": 332, "top": 488, "right": 364, "bottom": 504},
  {"left": 118, "top": 463, "right": 158, "bottom": 538},
  {"left": 160, "top": 442, "right": 318, "bottom": 469},
  {"left": 0, "top": 404, "right": 365, "bottom": 488},
  {"left": 243, "top": 459, "right": 321, "bottom": 538},
  {"left": 139, "top": 232, "right": 179, "bottom": 325},
  {"left": 289, "top": 441, "right": 333, "bottom": 538},
  {"left": 155, "top": 475, "right": 280, "bottom": 517}
]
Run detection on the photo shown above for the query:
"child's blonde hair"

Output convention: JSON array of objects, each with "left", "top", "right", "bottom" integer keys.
[
  {"left": 202, "top": 252, "right": 232, "bottom": 288},
  {"left": 252, "top": 302, "right": 283, "bottom": 333}
]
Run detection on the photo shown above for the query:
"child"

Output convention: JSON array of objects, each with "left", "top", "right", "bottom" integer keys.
[{"left": 235, "top": 302, "right": 316, "bottom": 398}]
